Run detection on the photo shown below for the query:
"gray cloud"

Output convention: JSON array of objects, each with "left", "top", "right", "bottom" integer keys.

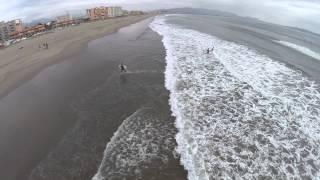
[{"left": 0, "top": 0, "right": 319, "bottom": 33}]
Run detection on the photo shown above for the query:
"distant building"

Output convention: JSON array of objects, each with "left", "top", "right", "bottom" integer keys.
[
  {"left": 0, "top": 19, "right": 23, "bottom": 42},
  {"left": 54, "top": 19, "right": 77, "bottom": 28},
  {"left": 107, "top": 7, "right": 123, "bottom": 17},
  {"left": 86, "top": 6, "right": 124, "bottom": 20},
  {"left": 10, "top": 24, "right": 46, "bottom": 39},
  {"left": 57, "top": 13, "right": 73, "bottom": 23},
  {"left": 130, "top": 11, "right": 144, "bottom": 16},
  {"left": 86, "top": 7, "right": 108, "bottom": 20},
  {"left": 122, "top": 10, "right": 129, "bottom": 16}
]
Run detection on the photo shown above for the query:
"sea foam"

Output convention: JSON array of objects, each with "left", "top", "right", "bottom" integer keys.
[
  {"left": 92, "top": 107, "right": 178, "bottom": 180},
  {"left": 150, "top": 16, "right": 320, "bottom": 179}
]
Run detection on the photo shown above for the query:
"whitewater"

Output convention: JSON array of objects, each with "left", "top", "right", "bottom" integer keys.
[
  {"left": 276, "top": 40, "right": 320, "bottom": 61},
  {"left": 150, "top": 15, "right": 320, "bottom": 179}
]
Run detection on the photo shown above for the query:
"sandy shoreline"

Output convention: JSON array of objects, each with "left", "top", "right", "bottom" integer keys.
[
  {"left": 25, "top": 18, "right": 187, "bottom": 180},
  {"left": 0, "top": 15, "right": 152, "bottom": 99},
  {"left": 0, "top": 16, "right": 187, "bottom": 180}
]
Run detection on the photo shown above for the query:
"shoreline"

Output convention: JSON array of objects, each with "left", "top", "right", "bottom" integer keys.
[
  {"left": 0, "top": 16, "right": 184, "bottom": 180},
  {"left": 0, "top": 15, "right": 153, "bottom": 100},
  {"left": 25, "top": 17, "right": 187, "bottom": 180}
]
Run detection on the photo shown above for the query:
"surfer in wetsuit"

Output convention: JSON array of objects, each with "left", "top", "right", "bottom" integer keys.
[
  {"left": 119, "top": 63, "right": 127, "bottom": 73},
  {"left": 207, "top": 48, "right": 210, "bottom": 54}
]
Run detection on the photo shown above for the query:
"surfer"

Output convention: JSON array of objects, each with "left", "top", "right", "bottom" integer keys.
[{"left": 207, "top": 48, "right": 210, "bottom": 54}]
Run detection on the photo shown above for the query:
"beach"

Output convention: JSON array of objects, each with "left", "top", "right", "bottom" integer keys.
[
  {"left": 0, "top": 16, "right": 187, "bottom": 180},
  {"left": 0, "top": 15, "right": 151, "bottom": 99},
  {"left": 2, "top": 12, "right": 320, "bottom": 180}
]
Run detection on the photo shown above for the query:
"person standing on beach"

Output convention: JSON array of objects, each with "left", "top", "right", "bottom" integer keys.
[{"left": 119, "top": 63, "right": 127, "bottom": 73}]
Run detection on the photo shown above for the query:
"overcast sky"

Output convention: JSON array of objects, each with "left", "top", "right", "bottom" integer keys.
[{"left": 0, "top": 0, "right": 319, "bottom": 34}]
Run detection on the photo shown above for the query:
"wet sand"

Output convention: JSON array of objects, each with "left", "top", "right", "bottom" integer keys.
[
  {"left": 0, "top": 15, "right": 151, "bottom": 100},
  {"left": 0, "top": 17, "right": 187, "bottom": 180}
]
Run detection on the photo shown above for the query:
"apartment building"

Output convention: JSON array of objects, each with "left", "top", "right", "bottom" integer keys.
[
  {"left": 86, "top": 7, "right": 108, "bottom": 20},
  {"left": 0, "top": 19, "right": 23, "bottom": 42},
  {"left": 86, "top": 6, "right": 123, "bottom": 20},
  {"left": 107, "top": 7, "right": 123, "bottom": 17},
  {"left": 0, "top": 22, "right": 7, "bottom": 42}
]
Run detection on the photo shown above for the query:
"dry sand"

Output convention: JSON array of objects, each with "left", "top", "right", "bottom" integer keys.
[{"left": 0, "top": 15, "right": 151, "bottom": 98}]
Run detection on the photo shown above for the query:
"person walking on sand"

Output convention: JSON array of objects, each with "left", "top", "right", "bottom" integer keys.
[{"left": 119, "top": 63, "right": 127, "bottom": 73}]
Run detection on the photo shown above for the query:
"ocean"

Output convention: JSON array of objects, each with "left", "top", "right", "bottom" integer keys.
[{"left": 147, "top": 15, "right": 320, "bottom": 179}]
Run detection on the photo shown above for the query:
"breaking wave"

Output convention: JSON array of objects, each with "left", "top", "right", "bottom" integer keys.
[
  {"left": 92, "top": 107, "right": 178, "bottom": 180},
  {"left": 150, "top": 16, "right": 320, "bottom": 179},
  {"left": 276, "top": 40, "right": 320, "bottom": 61}
]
